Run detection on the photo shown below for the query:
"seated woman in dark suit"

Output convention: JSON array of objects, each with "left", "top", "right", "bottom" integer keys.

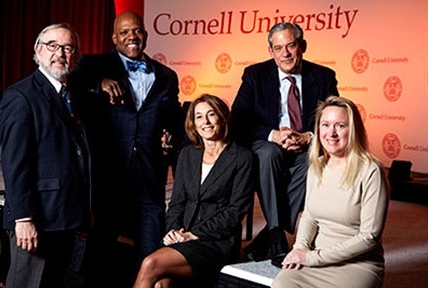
[{"left": 133, "top": 94, "right": 254, "bottom": 288}]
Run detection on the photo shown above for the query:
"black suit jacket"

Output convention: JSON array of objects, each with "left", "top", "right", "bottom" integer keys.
[
  {"left": 70, "top": 51, "right": 184, "bottom": 231},
  {"left": 166, "top": 142, "right": 254, "bottom": 258},
  {"left": 0, "top": 70, "right": 91, "bottom": 231},
  {"left": 231, "top": 59, "right": 339, "bottom": 146}
]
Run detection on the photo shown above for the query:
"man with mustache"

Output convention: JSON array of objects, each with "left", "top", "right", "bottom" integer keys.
[{"left": 0, "top": 23, "right": 91, "bottom": 288}]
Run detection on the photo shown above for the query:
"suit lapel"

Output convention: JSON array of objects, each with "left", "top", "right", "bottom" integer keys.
[
  {"left": 111, "top": 52, "right": 139, "bottom": 110},
  {"left": 34, "top": 70, "right": 86, "bottom": 148},
  {"left": 113, "top": 51, "right": 158, "bottom": 111},
  {"left": 186, "top": 148, "right": 203, "bottom": 199},
  {"left": 199, "top": 143, "right": 234, "bottom": 194},
  {"left": 34, "top": 71, "right": 71, "bottom": 124},
  {"left": 264, "top": 60, "right": 281, "bottom": 129},
  {"left": 301, "top": 60, "right": 319, "bottom": 130},
  {"left": 139, "top": 54, "right": 157, "bottom": 108}
]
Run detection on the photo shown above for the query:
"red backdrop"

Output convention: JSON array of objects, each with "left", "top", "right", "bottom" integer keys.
[
  {"left": 1, "top": 0, "right": 147, "bottom": 92},
  {"left": 114, "top": 0, "right": 144, "bottom": 16}
]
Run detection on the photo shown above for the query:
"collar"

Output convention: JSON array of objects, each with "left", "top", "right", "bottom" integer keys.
[
  {"left": 277, "top": 68, "right": 302, "bottom": 82},
  {"left": 38, "top": 66, "right": 63, "bottom": 93},
  {"left": 118, "top": 53, "right": 150, "bottom": 72}
]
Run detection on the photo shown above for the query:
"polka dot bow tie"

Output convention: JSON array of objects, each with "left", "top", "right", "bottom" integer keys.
[{"left": 126, "top": 60, "right": 149, "bottom": 73}]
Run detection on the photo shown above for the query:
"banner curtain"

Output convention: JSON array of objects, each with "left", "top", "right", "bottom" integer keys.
[{"left": 1, "top": 0, "right": 116, "bottom": 93}]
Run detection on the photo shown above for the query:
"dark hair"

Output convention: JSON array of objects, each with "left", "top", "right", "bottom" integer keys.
[{"left": 185, "top": 94, "right": 230, "bottom": 148}]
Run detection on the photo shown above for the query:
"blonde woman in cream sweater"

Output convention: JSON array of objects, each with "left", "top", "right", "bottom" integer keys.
[{"left": 272, "top": 96, "right": 389, "bottom": 288}]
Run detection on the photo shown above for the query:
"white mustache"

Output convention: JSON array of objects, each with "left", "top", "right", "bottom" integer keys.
[{"left": 52, "top": 57, "right": 67, "bottom": 65}]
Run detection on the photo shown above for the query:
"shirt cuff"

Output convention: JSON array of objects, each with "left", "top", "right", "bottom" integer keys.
[
  {"left": 268, "top": 130, "right": 274, "bottom": 142},
  {"left": 15, "top": 217, "right": 32, "bottom": 223}
]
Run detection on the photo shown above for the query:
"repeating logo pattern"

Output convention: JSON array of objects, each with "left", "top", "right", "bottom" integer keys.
[
  {"left": 383, "top": 76, "right": 402, "bottom": 102},
  {"left": 382, "top": 133, "right": 401, "bottom": 159},
  {"left": 356, "top": 103, "right": 366, "bottom": 122},
  {"left": 351, "top": 49, "right": 370, "bottom": 74},
  {"left": 152, "top": 53, "right": 167, "bottom": 65},
  {"left": 180, "top": 75, "right": 197, "bottom": 96},
  {"left": 215, "top": 53, "right": 232, "bottom": 74}
]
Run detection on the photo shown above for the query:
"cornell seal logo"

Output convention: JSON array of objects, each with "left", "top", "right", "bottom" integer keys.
[
  {"left": 383, "top": 76, "right": 402, "bottom": 102},
  {"left": 382, "top": 133, "right": 401, "bottom": 159},
  {"left": 356, "top": 103, "right": 366, "bottom": 122},
  {"left": 215, "top": 53, "right": 232, "bottom": 74},
  {"left": 180, "top": 75, "right": 197, "bottom": 96},
  {"left": 351, "top": 49, "right": 369, "bottom": 74},
  {"left": 152, "top": 53, "right": 167, "bottom": 65}
]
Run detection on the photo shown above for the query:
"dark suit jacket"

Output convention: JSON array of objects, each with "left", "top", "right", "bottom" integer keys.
[
  {"left": 166, "top": 142, "right": 254, "bottom": 259},
  {"left": 231, "top": 59, "right": 339, "bottom": 147},
  {"left": 0, "top": 70, "right": 91, "bottom": 231},
  {"left": 70, "top": 51, "right": 184, "bottom": 231}
]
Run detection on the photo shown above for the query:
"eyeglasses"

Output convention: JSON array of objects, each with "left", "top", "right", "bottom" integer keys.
[{"left": 40, "top": 42, "right": 76, "bottom": 54}]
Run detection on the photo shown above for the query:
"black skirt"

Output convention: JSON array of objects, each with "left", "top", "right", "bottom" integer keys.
[{"left": 170, "top": 239, "right": 240, "bottom": 288}]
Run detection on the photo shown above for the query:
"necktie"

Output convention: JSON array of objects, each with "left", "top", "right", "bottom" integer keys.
[
  {"left": 286, "top": 76, "right": 303, "bottom": 132},
  {"left": 126, "top": 60, "right": 149, "bottom": 73},
  {"left": 60, "top": 85, "right": 74, "bottom": 118},
  {"left": 60, "top": 86, "right": 86, "bottom": 144}
]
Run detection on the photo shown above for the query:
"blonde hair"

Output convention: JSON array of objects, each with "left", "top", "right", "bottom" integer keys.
[{"left": 308, "top": 96, "right": 381, "bottom": 188}]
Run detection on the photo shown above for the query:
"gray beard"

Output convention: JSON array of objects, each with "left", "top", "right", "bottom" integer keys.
[{"left": 48, "top": 67, "right": 69, "bottom": 82}]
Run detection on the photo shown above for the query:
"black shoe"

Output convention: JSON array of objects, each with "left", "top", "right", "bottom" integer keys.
[
  {"left": 271, "top": 254, "right": 286, "bottom": 268},
  {"left": 269, "top": 227, "right": 289, "bottom": 268},
  {"left": 243, "top": 226, "right": 270, "bottom": 262}
]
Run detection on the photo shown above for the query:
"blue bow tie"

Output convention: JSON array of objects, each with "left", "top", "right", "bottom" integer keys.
[{"left": 126, "top": 60, "right": 149, "bottom": 73}]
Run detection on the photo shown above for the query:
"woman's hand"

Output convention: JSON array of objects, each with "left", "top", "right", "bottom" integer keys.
[
  {"left": 282, "top": 248, "right": 308, "bottom": 270},
  {"left": 162, "top": 228, "right": 198, "bottom": 245}
]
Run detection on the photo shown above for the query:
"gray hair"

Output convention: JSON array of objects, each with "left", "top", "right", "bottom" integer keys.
[
  {"left": 33, "top": 23, "right": 80, "bottom": 64},
  {"left": 268, "top": 22, "right": 305, "bottom": 47}
]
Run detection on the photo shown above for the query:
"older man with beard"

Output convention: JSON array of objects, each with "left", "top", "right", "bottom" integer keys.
[{"left": 0, "top": 23, "right": 91, "bottom": 288}]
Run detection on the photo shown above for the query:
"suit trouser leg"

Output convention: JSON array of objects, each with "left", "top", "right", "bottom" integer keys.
[
  {"left": 6, "top": 231, "right": 44, "bottom": 288},
  {"left": 6, "top": 230, "right": 74, "bottom": 288},
  {"left": 251, "top": 140, "right": 308, "bottom": 233},
  {"left": 282, "top": 152, "right": 308, "bottom": 233},
  {"left": 251, "top": 140, "right": 284, "bottom": 229}
]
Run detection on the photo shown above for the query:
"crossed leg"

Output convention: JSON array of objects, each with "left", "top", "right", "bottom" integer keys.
[{"left": 133, "top": 247, "right": 194, "bottom": 288}]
